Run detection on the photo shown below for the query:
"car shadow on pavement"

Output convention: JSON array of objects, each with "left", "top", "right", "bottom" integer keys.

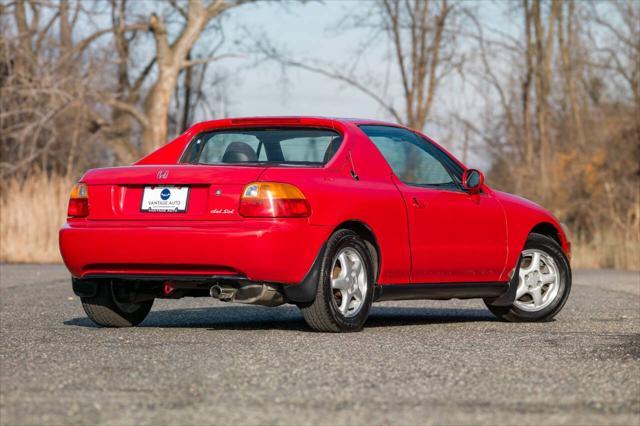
[{"left": 64, "top": 305, "right": 497, "bottom": 331}]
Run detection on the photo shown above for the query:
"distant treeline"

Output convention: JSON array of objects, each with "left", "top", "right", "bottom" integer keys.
[{"left": 0, "top": 0, "right": 638, "bottom": 268}]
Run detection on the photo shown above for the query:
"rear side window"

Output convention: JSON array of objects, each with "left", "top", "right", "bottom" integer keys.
[
  {"left": 181, "top": 128, "right": 342, "bottom": 166},
  {"left": 360, "top": 125, "right": 459, "bottom": 190}
]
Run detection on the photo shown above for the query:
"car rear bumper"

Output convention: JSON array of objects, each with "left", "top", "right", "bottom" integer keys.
[{"left": 59, "top": 220, "right": 329, "bottom": 284}]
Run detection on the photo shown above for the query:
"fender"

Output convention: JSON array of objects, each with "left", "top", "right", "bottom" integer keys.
[{"left": 495, "top": 191, "right": 570, "bottom": 280}]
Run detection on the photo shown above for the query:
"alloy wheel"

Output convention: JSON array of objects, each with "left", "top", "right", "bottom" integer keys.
[
  {"left": 330, "top": 247, "right": 368, "bottom": 318},
  {"left": 514, "top": 249, "right": 561, "bottom": 312}
]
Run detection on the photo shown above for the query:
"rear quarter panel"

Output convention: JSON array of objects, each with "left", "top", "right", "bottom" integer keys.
[{"left": 258, "top": 122, "right": 411, "bottom": 284}]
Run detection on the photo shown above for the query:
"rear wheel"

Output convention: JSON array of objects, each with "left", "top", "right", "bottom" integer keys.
[
  {"left": 300, "top": 230, "right": 374, "bottom": 332},
  {"left": 81, "top": 282, "right": 153, "bottom": 327},
  {"left": 485, "top": 233, "right": 571, "bottom": 322}
]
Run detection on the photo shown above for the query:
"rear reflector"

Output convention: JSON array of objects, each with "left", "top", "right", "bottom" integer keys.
[
  {"left": 239, "top": 182, "right": 310, "bottom": 218},
  {"left": 67, "top": 183, "right": 89, "bottom": 218}
]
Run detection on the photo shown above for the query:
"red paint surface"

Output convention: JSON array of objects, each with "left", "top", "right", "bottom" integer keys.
[{"left": 59, "top": 117, "right": 570, "bottom": 286}]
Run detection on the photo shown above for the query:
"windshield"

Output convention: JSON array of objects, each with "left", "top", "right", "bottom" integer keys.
[{"left": 180, "top": 128, "right": 342, "bottom": 166}]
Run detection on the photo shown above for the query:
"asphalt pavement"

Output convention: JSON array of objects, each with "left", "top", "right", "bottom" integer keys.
[{"left": 0, "top": 265, "right": 638, "bottom": 426}]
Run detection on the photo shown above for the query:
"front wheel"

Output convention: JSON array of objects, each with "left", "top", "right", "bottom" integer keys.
[
  {"left": 300, "top": 230, "right": 374, "bottom": 332},
  {"left": 81, "top": 282, "right": 154, "bottom": 327},
  {"left": 485, "top": 233, "right": 571, "bottom": 322}
]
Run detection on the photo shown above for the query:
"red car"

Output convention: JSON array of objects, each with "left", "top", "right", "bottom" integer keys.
[{"left": 59, "top": 117, "right": 572, "bottom": 332}]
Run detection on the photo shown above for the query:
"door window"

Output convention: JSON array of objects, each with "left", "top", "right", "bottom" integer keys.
[{"left": 360, "top": 125, "right": 458, "bottom": 190}]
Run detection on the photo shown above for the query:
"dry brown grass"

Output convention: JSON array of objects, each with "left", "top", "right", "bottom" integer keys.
[
  {"left": 0, "top": 174, "right": 638, "bottom": 270},
  {"left": 0, "top": 174, "right": 70, "bottom": 263},
  {"left": 571, "top": 231, "right": 640, "bottom": 270}
]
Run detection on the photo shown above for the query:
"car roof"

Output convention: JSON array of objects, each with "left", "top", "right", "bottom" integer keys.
[
  {"left": 320, "top": 116, "right": 399, "bottom": 126},
  {"left": 177, "top": 116, "right": 468, "bottom": 171},
  {"left": 194, "top": 116, "right": 403, "bottom": 128}
]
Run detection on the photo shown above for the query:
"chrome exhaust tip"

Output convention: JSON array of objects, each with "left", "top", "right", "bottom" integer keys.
[{"left": 210, "top": 285, "right": 236, "bottom": 302}]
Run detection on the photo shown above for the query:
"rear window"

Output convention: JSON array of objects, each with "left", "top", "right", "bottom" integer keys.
[{"left": 181, "top": 128, "right": 343, "bottom": 166}]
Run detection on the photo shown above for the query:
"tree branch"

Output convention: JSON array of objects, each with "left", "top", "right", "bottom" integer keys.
[
  {"left": 104, "top": 98, "right": 150, "bottom": 129},
  {"left": 180, "top": 53, "right": 241, "bottom": 69},
  {"left": 279, "top": 58, "right": 403, "bottom": 124}
]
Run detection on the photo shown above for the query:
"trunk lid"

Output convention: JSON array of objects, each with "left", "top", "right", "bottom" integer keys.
[{"left": 82, "top": 165, "right": 264, "bottom": 221}]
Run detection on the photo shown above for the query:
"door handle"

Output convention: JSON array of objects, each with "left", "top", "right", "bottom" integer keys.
[{"left": 412, "top": 197, "right": 426, "bottom": 208}]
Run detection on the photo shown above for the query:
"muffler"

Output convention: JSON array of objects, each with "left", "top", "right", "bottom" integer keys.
[{"left": 210, "top": 284, "right": 285, "bottom": 307}]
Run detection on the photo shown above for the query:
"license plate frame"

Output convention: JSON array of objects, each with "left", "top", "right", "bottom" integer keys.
[{"left": 141, "top": 186, "right": 190, "bottom": 213}]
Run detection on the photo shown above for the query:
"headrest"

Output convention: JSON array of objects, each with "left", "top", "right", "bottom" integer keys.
[{"left": 222, "top": 142, "right": 258, "bottom": 163}]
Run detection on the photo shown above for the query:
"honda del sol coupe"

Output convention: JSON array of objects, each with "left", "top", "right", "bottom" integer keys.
[{"left": 60, "top": 116, "right": 572, "bottom": 332}]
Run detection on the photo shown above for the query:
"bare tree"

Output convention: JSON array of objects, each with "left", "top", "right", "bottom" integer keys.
[
  {"left": 466, "top": 0, "right": 639, "bottom": 268},
  {"left": 99, "top": 0, "right": 251, "bottom": 162},
  {"left": 586, "top": 0, "right": 639, "bottom": 109},
  {"left": 379, "top": 0, "right": 456, "bottom": 130},
  {"left": 1, "top": 0, "right": 250, "bottom": 175},
  {"left": 260, "top": 0, "right": 462, "bottom": 132},
  {"left": 556, "top": 0, "right": 585, "bottom": 147},
  {"left": 1, "top": 0, "right": 123, "bottom": 178},
  {"left": 531, "top": 0, "right": 561, "bottom": 195}
]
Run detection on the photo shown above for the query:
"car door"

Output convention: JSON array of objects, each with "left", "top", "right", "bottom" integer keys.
[{"left": 359, "top": 125, "right": 507, "bottom": 284}]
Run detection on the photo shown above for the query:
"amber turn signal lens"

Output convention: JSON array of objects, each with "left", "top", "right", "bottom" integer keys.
[
  {"left": 239, "top": 182, "right": 310, "bottom": 218},
  {"left": 70, "top": 183, "right": 88, "bottom": 199},
  {"left": 68, "top": 183, "right": 89, "bottom": 218}
]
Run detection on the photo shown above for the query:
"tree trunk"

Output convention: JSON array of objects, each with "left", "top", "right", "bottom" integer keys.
[
  {"left": 139, "top": 2, "right": 215, "bottom": 152},
  {"left": 14, "top": 0, "right": 34, "bottom": 73},
  {"left": 532, "top": 0, "right": 560, "bottom": 199},
  {"left": 181, "top": 51, "right": 193, "bottom": 133},
  {"left": 557, "top": 0, "right": 585, "bottom": 147},
  {"left": 141, "top": 67, "right": 179, "bottom": 153},
  {"left": 59, "top": 0, "right": 72, "bottom": 50},
  {"left": 104, "top": 0, "right": 247, "bottom": 158}
]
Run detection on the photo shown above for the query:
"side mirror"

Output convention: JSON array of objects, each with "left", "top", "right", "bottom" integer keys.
[{"left": 462, "top": 169, "right": 484, "bottom": 193}]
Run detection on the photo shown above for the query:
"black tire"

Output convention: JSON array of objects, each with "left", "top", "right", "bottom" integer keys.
[
  {"left": 485, "top": 233, "right": 571, "bottom": 322},
  {"left": 81, "top": 282, "right": 154, "bottom": 327},
  {"left": 300, "top": 229, "right": 375, "bottom": 332}
]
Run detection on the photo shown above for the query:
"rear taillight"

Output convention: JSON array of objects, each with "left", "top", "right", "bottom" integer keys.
[
  {"left": 239, "top": 182, "right": 310, "bottom": 218},
  {"left": 67, "top": 183, "right": 89, "bottom": 218}
]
